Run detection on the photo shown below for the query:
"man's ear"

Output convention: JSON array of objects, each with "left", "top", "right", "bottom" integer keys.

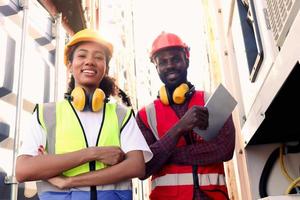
[{"left": 185, "top": 58, "right": 189, "bottom": 67}]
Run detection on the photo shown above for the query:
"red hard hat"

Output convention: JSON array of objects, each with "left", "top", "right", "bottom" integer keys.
[{"left": 150, "top": 32, "right": 189, "bottom": 62}]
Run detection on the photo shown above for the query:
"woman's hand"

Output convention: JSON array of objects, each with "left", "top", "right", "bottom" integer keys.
[
  {"left": 38, "top": 145, "right": 70, "bottom": 190},
  {"left": 91, "top": 146, "right": 125, "bottom": 166},
  {"left": 39, "top": 144, "right": 125, "bottom": 166},
  {"left": 47, "top": 176, "right": 71, "bottom": 189}
]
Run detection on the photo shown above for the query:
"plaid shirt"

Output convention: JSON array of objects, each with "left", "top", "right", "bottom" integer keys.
[{"left": 136, "top": 95, "right": 235, "bottom": 200}]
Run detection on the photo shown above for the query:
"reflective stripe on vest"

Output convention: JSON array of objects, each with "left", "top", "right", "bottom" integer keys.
[
  {"left": 141, "top": 91, "right": 227, "bottom": 196},
  {"left": 40, "top": 102, "right": 130, "bottom": 151},
  {"left": 39, "top": 101, "right": 130, "bottom": 176},
  {"left": 151, "top": 173, "right": 225, "bottom": 189},
  {"left": 143, "top": 91, "right": 205, "bottom": 144},
  {"left": 36, "top": 179, "right": 132, "bottom": 194},
  {"left": 40, "top": 103, "right": 56, "bottom": 154},
  {"left": 145, "top": 103, "right": 159, "bottom": 140},
  {"left": 37, "top": 101, "right": 132, "bottom": 192}
]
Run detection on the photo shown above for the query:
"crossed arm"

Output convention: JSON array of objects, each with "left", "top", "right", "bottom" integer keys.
[{"left": 16, "top": 147, "right": 145, "bottom": 188}]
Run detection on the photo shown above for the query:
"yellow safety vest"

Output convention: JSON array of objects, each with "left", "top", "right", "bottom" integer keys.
[{"left": 37, "top": 100, "right": 132, "bottom": 177}]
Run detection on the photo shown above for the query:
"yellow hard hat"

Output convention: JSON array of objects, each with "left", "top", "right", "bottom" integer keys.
[{"left": 64, "top": 29, "right": 113, "bottom": 66}]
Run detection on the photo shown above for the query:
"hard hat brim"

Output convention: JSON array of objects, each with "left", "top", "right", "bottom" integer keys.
[{"left": 64, "top": 29, "right": 113, "bottom": 66}]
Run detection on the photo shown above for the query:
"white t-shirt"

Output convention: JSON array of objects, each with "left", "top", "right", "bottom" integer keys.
[{"left": 19, "top": 107, "right": 153, "bottom": 163}]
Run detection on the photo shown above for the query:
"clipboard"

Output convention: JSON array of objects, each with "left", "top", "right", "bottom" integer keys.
[{"left": 193, "top": 84, "right": 237, "bottom": 141}]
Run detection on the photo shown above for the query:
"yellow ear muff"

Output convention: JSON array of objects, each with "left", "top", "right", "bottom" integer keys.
[
  {"left": 159, "top": 83, "right": 190, "bottom": 105},
  {"left": 70, "top": 87, "right": 105, "bottom": 112},
  {"left": 159, "top": 86, "right": 169, "bottom": 105},
  {"left": 91, "top": 88, "right": 106, "bottom": 112},
  {"left": 71, "top": 87, "right": 86, "bottom": 111},
  {"left": 173, "top": 83, "right": 189, "bottom": 104}
]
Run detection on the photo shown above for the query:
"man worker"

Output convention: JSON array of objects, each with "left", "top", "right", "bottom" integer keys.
[{"left": 136, "top": 32, "right": 235, "bottom": 200}]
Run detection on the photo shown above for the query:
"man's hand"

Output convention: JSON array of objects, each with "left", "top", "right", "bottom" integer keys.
[
  {"left": 91, "top": 146, "right": 125, "bottom": 166},
  {"left": 178, "top": 105, "right": 209, "bottom": 133}
]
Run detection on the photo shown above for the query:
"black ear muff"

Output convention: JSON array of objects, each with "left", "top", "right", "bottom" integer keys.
[
  {"left": 70, "top": 87, "right": 105, "bottom": 112},
  {"left": 185, "top": 85, "right": 195, "bottom": 98}
]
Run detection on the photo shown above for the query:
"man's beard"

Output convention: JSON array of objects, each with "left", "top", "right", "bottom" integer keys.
[{"left": 159, "top": 69, "right": 188, "bottom": 91}]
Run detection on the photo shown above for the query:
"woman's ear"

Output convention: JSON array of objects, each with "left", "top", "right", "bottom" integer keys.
[
  {"left": 67, "top": 62, "right": 72, "bottom": 71},
  {"left": 105, "top": 65, "right": 109, "bottom": 74}
]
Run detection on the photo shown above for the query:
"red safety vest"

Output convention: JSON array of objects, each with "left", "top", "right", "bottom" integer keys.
[{"left": 139, "top": 91, "right": 229, "bottom": 200}]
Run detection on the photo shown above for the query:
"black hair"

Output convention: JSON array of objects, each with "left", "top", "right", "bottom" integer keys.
[{"left": 118, "top": 88, "right": 132, "bottom": 107}]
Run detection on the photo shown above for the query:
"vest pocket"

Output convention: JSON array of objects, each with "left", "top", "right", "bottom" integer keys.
[
  {"left": 201, "top": 185, "right": 229, "bottom": 200},
  {"left": 150, "top": 185, "right": 178, "bottom": 199}
]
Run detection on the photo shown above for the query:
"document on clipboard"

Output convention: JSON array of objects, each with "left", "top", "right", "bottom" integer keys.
[{"left": 193, "top": 84, "right": 237, "bottom": 141}]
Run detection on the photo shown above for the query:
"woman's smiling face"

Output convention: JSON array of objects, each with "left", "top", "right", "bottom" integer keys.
[{"left": 70, "top": 42, "right": 107, "bottom": 94}]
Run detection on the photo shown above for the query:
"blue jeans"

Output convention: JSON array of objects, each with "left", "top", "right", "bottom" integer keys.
[{"left": 39, "top": 190, "right": 133, "bottom": 200}]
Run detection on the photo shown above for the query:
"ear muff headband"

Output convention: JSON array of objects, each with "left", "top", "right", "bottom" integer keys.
[
  {"left": 70, "top": 87, "right": 105, "bottom": 112},
  {"left": 159, "top": 83, "right": 190, "bottom": 105}
]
